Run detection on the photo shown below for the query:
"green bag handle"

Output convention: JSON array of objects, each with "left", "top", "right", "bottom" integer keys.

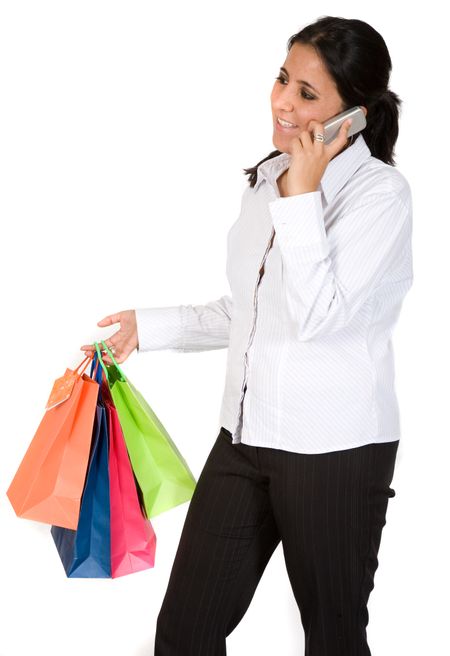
[{"left": 93, "top": 340, "right": 127, "bottom": 383}]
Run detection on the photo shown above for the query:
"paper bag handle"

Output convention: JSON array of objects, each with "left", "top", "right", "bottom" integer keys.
[{"left": 93, "top": 340, "right": 127, "bottom": 383}]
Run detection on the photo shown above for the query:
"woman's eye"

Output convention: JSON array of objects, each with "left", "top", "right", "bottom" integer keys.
[{"left": 274, "top": 76, "right": 315, "bottom": 100}]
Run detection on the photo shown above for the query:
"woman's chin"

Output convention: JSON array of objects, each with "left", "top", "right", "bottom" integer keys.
[
  {"left": 273, "top": 134, "right": 292, "bottom": 154},
  {"left": 273, "top": 141, "right": 290, "bottom": 155}
]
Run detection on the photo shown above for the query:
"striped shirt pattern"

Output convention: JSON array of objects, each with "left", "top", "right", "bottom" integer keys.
[{"left": 135, "top": 134, "right": 413, "bottom": 454}]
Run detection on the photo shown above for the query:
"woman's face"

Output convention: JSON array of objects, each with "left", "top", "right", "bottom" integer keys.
[{"left": 271, "top": 42, "right": 361, "bottom": 156}]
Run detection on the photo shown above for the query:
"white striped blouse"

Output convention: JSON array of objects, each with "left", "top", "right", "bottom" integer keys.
[{"left": 135, "top": 133, "right": 414, "bottom": 454}]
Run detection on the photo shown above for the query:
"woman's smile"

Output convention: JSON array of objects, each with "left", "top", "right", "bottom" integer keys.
[{"left": 275, "top": 116, "right": 300, "bottom": 131}]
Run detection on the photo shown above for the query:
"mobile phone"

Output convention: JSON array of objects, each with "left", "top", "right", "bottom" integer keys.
[{"left": 323, "top": 106, "right": 366, "bottom": 145}]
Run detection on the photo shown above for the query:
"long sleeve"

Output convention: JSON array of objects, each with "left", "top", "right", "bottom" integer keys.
[
  {"left": 268, "top": 187, "right": 413, "bottom": 342},
  {"left": 135, "top": 294, "right": 233, "bottom": 354}
]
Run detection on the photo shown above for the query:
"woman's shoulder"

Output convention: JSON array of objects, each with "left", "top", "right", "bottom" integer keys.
[{"left": 353, "top": 156, "right": 412, "bottom": 209}]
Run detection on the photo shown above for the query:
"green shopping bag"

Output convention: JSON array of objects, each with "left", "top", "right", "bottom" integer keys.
[{"left": 93, "top": 341, "right": 196, "bottom": 519}]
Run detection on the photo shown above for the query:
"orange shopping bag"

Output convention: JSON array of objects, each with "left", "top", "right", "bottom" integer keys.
[{"left": 6, "top": 354, "right": 99, "bottom": 529}]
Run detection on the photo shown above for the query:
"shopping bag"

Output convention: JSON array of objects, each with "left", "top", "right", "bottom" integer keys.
[
  {"left": 102, "top": 368, "right": 157, "bottom": 578},
  {"left": 6, "top": 355, "right": 98, "bottom": 529},
  {"left": 94, "top": 340, "right": 196, "bottom": 519},
  {"left": 50, "top": 355, "right": 111, "bottom": 578}
]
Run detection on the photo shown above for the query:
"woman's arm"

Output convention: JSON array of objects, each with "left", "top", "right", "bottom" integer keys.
[
  {"left": 269, "top": 184, "right": 413, "bottom": 341},
  {"left": 135, "top": 294, "right": 233, "bottom": 353}
]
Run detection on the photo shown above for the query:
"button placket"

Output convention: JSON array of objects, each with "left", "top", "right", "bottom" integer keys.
[{"left": 234, "top": 227, "right": 276, "bottom": 439}]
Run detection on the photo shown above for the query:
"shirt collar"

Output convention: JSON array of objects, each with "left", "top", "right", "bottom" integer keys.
[{"left": 253, "top": 133, "right": 372, "bottom": 205}]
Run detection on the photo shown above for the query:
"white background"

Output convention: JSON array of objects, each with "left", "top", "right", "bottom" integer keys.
[{"left": 0, "top": 1, "right": 447, "bottom": 654}]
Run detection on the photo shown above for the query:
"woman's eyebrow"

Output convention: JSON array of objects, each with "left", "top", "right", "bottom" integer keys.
[{"left": 279, "top": 66, "right": 320, "bottom": 94}]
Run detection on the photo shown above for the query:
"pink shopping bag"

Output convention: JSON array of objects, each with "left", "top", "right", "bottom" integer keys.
[{"left": 102, "top": 377, "right": 156, "bottom": 578}]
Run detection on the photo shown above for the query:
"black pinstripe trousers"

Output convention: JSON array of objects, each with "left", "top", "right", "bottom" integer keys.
[{"left": 154, "top": 426, "right": 399, "bottom": 655}]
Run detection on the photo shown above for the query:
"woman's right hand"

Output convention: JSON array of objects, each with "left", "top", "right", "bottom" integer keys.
[{"left": 80, "top": 309, "right": 138, "bottom": 365}]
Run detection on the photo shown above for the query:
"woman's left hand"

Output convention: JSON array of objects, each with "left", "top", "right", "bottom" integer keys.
[{"left": 284, "top": 118, "right": 353, "bottom": 197}]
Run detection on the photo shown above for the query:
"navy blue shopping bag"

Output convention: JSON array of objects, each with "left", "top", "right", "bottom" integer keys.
[{"left": 50, "top": 353, "right": 111, "bottom": 578}]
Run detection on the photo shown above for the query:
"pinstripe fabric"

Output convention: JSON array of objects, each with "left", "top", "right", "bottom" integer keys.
[
  {"left": 154, "top": 427, "right": 399, "bottom": 655},
  {"left": 135, "top": 134, "right": 413, "bottom": 454}
]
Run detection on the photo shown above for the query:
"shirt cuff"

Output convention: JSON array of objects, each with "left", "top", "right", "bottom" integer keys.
[
  {"left": 268, "top": 191, "right": 329, "bottom": 261},
  {"left": 135, "top": 306, "right": 185, "bottom": 353}
]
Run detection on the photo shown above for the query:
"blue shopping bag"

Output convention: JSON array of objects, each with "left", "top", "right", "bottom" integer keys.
[{"left": 50, "top": 353, "right": 111, "bottom": 578}]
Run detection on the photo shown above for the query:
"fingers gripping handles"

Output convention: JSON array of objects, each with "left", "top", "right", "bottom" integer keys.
[
  {"left": 74, "top": 341, "right": 127, "bottom": 385},
  {"left": 90, "top": 340, "right": 127, "bottom": 384}
]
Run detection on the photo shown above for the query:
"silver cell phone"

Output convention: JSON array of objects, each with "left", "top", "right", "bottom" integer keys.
[{"left": 323, "top": 106, "right": 366, "bottom": 145}]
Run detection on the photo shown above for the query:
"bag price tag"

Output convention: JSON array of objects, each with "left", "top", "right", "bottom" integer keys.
[{"left": 45, "top": 369, "right": 78, "bottom": 411}]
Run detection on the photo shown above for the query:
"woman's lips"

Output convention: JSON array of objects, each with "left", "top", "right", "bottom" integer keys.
[{"left": 275, "top": 117, "right": 299, "bottom": 132}]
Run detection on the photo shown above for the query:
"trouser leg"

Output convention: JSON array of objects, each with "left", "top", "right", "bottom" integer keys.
[
  {"left": 154, "top": 427, "right": 280, "bottom": 655},
  {"left": 261, "top": 440, "right": 399, "bottom": 656}
]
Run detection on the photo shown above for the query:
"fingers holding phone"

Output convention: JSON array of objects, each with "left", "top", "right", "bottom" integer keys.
[{"left": 322, "top": 105, "right": 367, "bottom": 144}]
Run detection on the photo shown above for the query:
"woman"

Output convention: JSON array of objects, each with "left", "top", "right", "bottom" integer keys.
[{"left": 81, "top": 15, "right": 413, "bottom": 655}]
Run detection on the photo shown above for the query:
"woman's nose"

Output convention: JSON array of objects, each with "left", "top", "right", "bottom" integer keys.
[
  {"left": 274, "top": 102, "right": 295, "bottom": 116},
  {"left": 273, "top": 95, "right": 294, "bottom": 112}
]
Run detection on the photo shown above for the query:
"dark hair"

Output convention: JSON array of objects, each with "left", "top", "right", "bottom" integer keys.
[{"left": 243, "top": 15, "right": 402, "bottom": 188}]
